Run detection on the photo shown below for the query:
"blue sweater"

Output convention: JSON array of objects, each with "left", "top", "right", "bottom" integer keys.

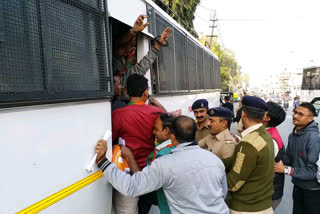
[{"left": 283, "top": 121, "right": 320, "bottom": 190}]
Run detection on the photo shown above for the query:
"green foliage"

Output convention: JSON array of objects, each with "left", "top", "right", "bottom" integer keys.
[
  {"left": 200, "top": 37, "right": 244, "bottom": 91},
  {"left": 221, "top": 67, "right": 231, "bottom": 90},
  {"left": 156, "top": 0, "right": 200, "bottom": 36},
  {"left": 154, "top": 0, "right": 246, "bottom": 91}
]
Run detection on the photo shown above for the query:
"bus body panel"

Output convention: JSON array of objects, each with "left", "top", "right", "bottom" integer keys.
[
  {"left": 301, "top": 90, "right": 320, "bottom": 103},
  {"left": 155, "top": 91, "right": 220, "bottom": 117},
  {"left": 0, "top": 101, "right": 113, "bottom": 213}
]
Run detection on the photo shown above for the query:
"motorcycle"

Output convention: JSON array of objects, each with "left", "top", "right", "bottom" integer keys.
[{"left": 283, "top": 100, "right": 289, "bottom": 111}]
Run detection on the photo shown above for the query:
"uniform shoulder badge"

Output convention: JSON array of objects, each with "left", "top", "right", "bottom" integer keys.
[{"left": 229, "top": 131, "right": 240, "bottom": 143}]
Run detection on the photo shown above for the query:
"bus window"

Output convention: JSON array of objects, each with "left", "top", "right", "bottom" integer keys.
[
  {"left": 148, "top": 4, "right": 221, "bottom": 94},
  {"left": 0, "top": 1, "right": 112, "bottom": 107},
  {"left": 196, "top": 46, "right": 204, "bottom": 90},
  {"left": 110, "top": 18, "right": 137, "bottom": 78},
  {"left": 0, "top": 2, "right": 4, "bottom": 42},
  {"left": 174, "top": 29, "right": 188, "bottom": 91},
  {"left": 187, "top": 39, "right": 198, "bottom": 90},
  {"left": 302, "top": 67, "right": 320, "bottom": 90}
]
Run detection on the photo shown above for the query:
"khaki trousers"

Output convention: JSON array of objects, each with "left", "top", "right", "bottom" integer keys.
[
  {"left": 113, "top": 189, "right": 138, "bottom": 214},
  {"left": 230, "top": 207, "right": 273, "bottom": 214}
]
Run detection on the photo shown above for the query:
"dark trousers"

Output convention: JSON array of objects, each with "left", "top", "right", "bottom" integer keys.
[
  {"left": 293, "top": 185, "right": 320, "bottom": 214},
  {"left": 138, "top": 191, "right": 158, "bottom": 214}
]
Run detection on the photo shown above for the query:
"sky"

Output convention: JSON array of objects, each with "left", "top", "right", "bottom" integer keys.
[{"left": 194, "top": 0, "right": 320, "bottom": 87}]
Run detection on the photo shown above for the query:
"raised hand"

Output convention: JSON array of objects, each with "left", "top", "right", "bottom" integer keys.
[
  {"left": 131, "top": 15, "right": 150, "bottom": 33},
  {"left": 95, "top": 139, "right": 107, "bottom": 164},
  {"left": 154, "top": 27, "right": 172, "bottom": 49}
]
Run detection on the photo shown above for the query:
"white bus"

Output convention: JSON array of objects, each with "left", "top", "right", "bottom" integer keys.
[
  {"left": 0, "top": 0, "right": 221, "bottom": 213},
  {"left": 300, "top": 66, "right": 320, "bottom": 102}
]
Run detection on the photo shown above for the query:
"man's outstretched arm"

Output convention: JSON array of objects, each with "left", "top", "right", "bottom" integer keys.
[{"left": 96, "top": 140, "right": 166, "bottom": 197}]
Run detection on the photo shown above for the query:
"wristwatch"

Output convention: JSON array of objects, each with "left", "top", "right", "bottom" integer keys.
[
  {"left": 284, "top": 166, "right": 289, "bottom": 174},
  {"left": 284, "top": 166, "right": 292, "bottom": 175}
]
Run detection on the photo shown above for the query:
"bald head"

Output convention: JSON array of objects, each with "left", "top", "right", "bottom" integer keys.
[{"left": 170, "top": 115, "right": 197, "bottom": 144}]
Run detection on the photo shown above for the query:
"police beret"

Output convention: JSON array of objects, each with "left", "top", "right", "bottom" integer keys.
[
  {"left": 207, "top": 107, "right": 234, "bottom": 118},
  {"left": 192, "top": 99, "right": 209, "bottom": 110},
  {"left": 242, "top": 96, "right": 268, "bottom": 111}
]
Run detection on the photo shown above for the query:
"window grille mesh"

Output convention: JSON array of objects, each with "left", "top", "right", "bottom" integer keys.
[
  {"left": 155, "top": 14, "right": 175, "bottom": 92},
  {"left": 147, "top": 5, "right": 221, "bottom": 93},
  {"left": 0, "top": 0, "right": 112, "bottom": 105},
  {"left": 196, "top": 46, "right": 204, "bottom": 89},
  {"left": 203, "top": 52, "right": 211, "bottom": 89},
  {"left": 174, "top": 29, "right": 187, "bottom": 90},
  {"left": 187, "top": 39, "right": 197, "bottom": 90}
]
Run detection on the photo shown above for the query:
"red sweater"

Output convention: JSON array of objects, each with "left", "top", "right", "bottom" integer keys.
[
  {"left": 266, "top": 127, "right": 283, "bottom": 149},
  {"left": 112, "top": 104, "right": 163, "bottom": 168}
]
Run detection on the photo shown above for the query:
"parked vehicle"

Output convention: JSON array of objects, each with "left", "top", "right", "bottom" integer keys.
[
  {"left": 270, "top": 95, "right": 282, "bottom": 105},
  {"left": 283, "top": 100, "right": 289, "bottom": 111},
  {"left": 311, "top": 97, "right": 320, "bottom": 117}
]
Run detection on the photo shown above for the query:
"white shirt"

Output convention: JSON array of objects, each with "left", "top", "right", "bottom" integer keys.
[
  {"left": 103, "top": 142, "right": 229, "bottom": 214},
  {"left": 241, "top": 123, "right": 263, "bottom": 138}
]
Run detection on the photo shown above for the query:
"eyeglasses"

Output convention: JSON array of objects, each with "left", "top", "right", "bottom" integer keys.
[{"left": 293, "top": 110, "right": 312, "bottom": 118}]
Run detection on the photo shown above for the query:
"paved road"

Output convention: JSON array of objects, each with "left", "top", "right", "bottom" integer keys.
[{"left": 274, "top": 107, "right": 295, "bottom": 214}]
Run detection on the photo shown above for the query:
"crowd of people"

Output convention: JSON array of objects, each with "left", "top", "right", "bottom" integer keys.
[{"left": 95, "top": 15, "right": 320, "bottom": 214}]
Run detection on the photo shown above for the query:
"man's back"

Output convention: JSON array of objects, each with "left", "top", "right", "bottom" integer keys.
[
  {"left": 226, "top": 125, "right": 274, "bottom": 212},
  {"left": 159, "top": 143, "right": 229, "bottom": 214},
  {"left": 112, "top": 104, "right": 162, "bottom": 167},
  {"left": 222, "top": 102, "right": 234, "bottom": 114}
]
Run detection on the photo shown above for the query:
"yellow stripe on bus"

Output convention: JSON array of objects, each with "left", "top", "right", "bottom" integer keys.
[{"left": 16, "top": 170, "right": 104, "bottom": 214}]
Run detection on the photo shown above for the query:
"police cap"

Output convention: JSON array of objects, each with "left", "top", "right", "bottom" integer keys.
[
  {"left": 192, "top": 99, "right": 209, "bottom": 110},
  {"left": 207, "top": 107, "right": 234, "bottom": 119},
  {"left": 242, "top": 96, "right": 268, "bottom": 111}
]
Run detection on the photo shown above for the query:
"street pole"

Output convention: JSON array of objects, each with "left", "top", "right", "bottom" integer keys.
[{"left": 208, "top": 10, "right": 217, "bottom": 50}]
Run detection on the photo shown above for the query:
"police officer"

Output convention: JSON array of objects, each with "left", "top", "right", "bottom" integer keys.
[
  {"left": 192, "top": 99, "right": 210, "bottom": 141},
  {"left": 223, "top": 96, "right": 274, "bottom": 214},
  {"left": 198, "top": 107, "right": 239, "bottom": 159}
]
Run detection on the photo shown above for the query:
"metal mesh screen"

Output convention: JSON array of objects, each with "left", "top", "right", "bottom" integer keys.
[
  {"left": 196, "top": 46, "right": 204, "bottom": 89},
  {"left": 155, "top": 14, "right": 175, "bottom": 92},
  {"left": 203, "top": 52, "right": 211, "bottom": 89},
  {"left": 0, "top": 0, "right": 112, "bottom": 105},
  {"left": 218, "top": 59, "right": 221, "bottom": 88},
  {"left": 187, "top": 39, "right": 197, "bottom": 90},
  {"left": 174, "top": 29, "right": 188, "bottom": 91},
  {"left": 211, "top": 57, "right": 215, "bottom": 89},
  {"left": 0, "top": 1, "right": 43, "bottom": 93},
  {"left": 148, "top": 6, "right": 221, "bottom": 93},
  {"left": 213, "top": 57, "right": 221, "bottom": 88}
]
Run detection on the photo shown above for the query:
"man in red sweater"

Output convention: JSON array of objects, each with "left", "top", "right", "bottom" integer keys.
[
  {"left": 112, "top": 74, "right": 163, "bottom": 214},
  {"left": 262, "top": 101, "right": 286, "bottom": 211}
]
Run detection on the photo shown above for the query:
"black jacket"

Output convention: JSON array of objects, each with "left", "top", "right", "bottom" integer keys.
[
  {"left": 222, "top": 102, "right": 234, "bottom": 114},
  {"left": 273, "top": 145, "right": 285, "bottom": 200}
]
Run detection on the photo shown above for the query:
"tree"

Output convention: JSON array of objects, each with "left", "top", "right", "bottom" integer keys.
[
  {"left": 154, "top": 0, "right": 200, "bottom": 36},
  {"left": 200, "top": 36, "right": 243, "bottom": 92}
]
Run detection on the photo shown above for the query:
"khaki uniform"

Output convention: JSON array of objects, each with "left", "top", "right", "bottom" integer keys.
[
  {"left": 195, "top": 121, "right": 211, "bottom": 142},
  {"left": 198, "top": 129, "right": 238, "bottom": 159}
]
